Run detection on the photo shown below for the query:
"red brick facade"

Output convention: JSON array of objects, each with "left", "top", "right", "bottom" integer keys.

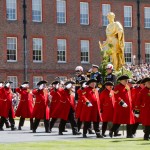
[{"left": 0, "top": 0, "right": 150, "bottom": 88}]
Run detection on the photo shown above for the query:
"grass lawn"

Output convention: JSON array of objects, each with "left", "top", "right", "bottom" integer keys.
[{"left": 0, "top": 138, "right": 150, "bottom": 150}]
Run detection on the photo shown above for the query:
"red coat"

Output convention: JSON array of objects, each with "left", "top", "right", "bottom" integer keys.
[
  {"left": 113, "top": 84, "right": 135, "bottom": 124},
  {"left": 0, "top": 87, "right": 15, "bottom": 118},
  {"left": 32, "top": 89, "right": 50, "bottom": 120},
  {"left": 55, "top": 89, "right": 75, "bottom": 121},
  {"left": 133, "top": 86, "right": 142, "bottom": 123},
  {"left": 136, "top": 87, "right": 150, "bottom": 126},
  {"left": 75, "top": 88, "right": 84, "bottom": 119},
  {"left": 99, "top": 89, "right": 115, "bottom": 122},
  {"left": 15, "top": 88, "right": 33, "bottom": 118},
  {"left": 80, "top": 87, "right": 102, "bottom": 122},
  {"left": 50, "top": 88, "right": 64, "bottom": 118}
]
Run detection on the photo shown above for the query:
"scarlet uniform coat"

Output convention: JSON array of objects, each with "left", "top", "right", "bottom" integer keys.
[
  {"left": 15, "top": 88, "right": 33, "bottom": 118},
  {"left": 50, "top": 88, "right": 64, "bottom": 118},
  {"left": 80, "top": 87, "right": 102, "bottom": 122},
  {"left": 113, "top": 84, "right": 135, "bottom": 124},
  {"left": 75, "top": 88, "right": 84, "bottom": 119},
  {"left": 0, "top": 87, "right": 15, "bottom": 118},
  {"left": 136, "top": 87, "right": 150, "bottom": 126},
  {"left": 99, "top": 89, "right": 115, "bottom": 122},
  {"left": 32, "top": 89, "right": 50, "bottom": 120},
  {"left": 54, "top": 89, "right": 75, "bottom": 121}
]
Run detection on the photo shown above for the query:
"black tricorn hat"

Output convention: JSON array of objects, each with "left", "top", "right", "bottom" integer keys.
[
  {"left": 37, "top": 80, "right": 48, "bottom": 86},
  {"left": 103, "top": 81, "right": 114, "bottom": 86},
  {"left": 117, "top": 75, "right": 129, "bottom": 81},
  {"left": 86, "top": 79, "right": 97, "bottom": 85},
  {"left": 136, "top": 79, "right": 143, "bottom": 84},
  {"left": 22, "top": 81, "right": 29, "bottom": 84},
  {"left": 51, "top": 80, "right": 60, "bottom": 85},
  {"left": 128, "top": 79, "right": 136, "bottom": 84},
  {"left": 64, "top": 81, "right": 75, "bottom": 85},
  {"left": 79, "top": 80, "right": 87, "bottom": 86},
  {"left": 141, "top": 77, "right": 150, "bottom": 83},
  {"left": 92, "top": 64, "right": 99, "bottom": 69},
  {"left": 5, "top": 81, "right": 13, "bottom": 84}
]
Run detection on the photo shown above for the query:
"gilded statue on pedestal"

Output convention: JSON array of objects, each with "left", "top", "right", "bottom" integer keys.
[{"left": 99, "top": 12, "right": 125, "bottom": 71}]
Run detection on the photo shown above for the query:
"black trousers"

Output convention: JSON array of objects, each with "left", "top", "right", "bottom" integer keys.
[
  {"left": 19, "top": 117, "right": 33, "bottom": 130},
  {"left": 132, "top": 122, "right": 139, "bottom": 135},
  {"left": 144, "top": 126, "right": 150, "bottom": 139},
  {"left": 0, "top": 109, "right": 15, "bottom": 129},
  {"left": 32, "top": 118, "right": 49, "bottom": 132},
  {"left": 83, "top": 121, "right": 100, "bottom": 135},
  {"left": 59, "top": 108, "right": 78, "bottom": 134},
  {"left": 110, "top": 124, "right": 133, "bottom": 136}
]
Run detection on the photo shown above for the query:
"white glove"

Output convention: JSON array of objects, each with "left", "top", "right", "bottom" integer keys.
[
  {"left": 66, "top": 83, "right": 72, "bottom": 89},
  {"left": 21, "top": 84, "right": 28, "bottom": 88},
  {"left": 56, "top": 84, "right": 59, "bottom": 89},
  {"left": 82, "top": 82, "right": 87, "bottom": 88},
  {"left": 0, "top": 83, "right": 3, "bottom": 87},
  {"left": 86, "top": 101, "right": 93, "bottom": 107},
  {"left": 134, "top": 114, "right": 139, "bottom": 118},
  {"left": 122, "top": 102, "right": 128, "bottom": 108}
]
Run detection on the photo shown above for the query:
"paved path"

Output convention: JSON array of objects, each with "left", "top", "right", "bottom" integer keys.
[{"left": 0, "top": 120, "right": 144, "bottom": 143}]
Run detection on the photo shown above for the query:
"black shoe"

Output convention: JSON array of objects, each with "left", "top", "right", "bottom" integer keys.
[
  {"left": 18, "top": 126, "right": 22, "bottom": 130},
  {"left": 73, "top": 132, "right": 82, "bottom": 135},
  {"left": 83, "top": 134, "right": 87, "bottom": 138},
  {"left": 11, "top": 127, "right": 17, "bottom": 131},
  {"left": 0, "top": 128, "right": 4, "bottom": 131},
  {"left": 59, "top": 132, "right": 63, "bottom": 135},
  {"left": 33, "top": 130, "right": 36, "bottom": 133},
  {"left": 144, "top": 137, "right": 149, "bottom": 141},
  {"left": 62, "top": 129, "right": 68, "bottom": 132},
  {"left": 6, "top": 124, "right": 10, "bottom": 128},
  {"left": 96, "top": 134, "right": 103, "bottom": 138},
  {"left": 45, "top": 130, "right": 51, "bottom": 133},
  {"left": 109, "top": 131, "right": 113, "bottom": 138},
  {"left": 88, "top": 130, "right": 95, "bottom": 134},
  {"left": 102, "top": 134, "right": 107, "bottom": 137},
  {"left": 114, "top": 133, "right": 121, "bottom": 137},
  {"left": 126, "top": 135, "right": 134, "bottom": 138}
]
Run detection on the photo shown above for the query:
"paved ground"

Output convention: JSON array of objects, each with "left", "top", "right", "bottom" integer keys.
[{"left": 0, "top": 120, "right": 144, "bottom": 143}]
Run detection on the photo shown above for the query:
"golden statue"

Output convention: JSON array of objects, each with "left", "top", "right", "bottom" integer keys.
[{"left": 99, "top": 12, "right": 125, "bottom": 71}]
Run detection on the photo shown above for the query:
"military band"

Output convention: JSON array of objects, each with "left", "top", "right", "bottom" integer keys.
[{"left": 0, "top": 64, "right": 150, "bottom": 141}]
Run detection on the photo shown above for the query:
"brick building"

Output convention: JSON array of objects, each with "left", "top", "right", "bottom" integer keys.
[{"left": 0, "top": 0, "right": 150, "bottom": 89}]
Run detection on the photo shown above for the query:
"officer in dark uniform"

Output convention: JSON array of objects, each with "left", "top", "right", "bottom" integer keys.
[
  {"left": 90, "top": 64, "right": 103, "bottom": 89},
  {"left": 105, "top": 64, "right": 116, "bottom": 84},
  {"left": 75, "top": 66, "right": 85, "bottom": 101}
]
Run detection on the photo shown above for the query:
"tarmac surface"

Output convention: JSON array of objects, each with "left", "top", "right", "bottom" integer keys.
[{"left": 0, "top": 120, "right": 144, "bottom": 143}]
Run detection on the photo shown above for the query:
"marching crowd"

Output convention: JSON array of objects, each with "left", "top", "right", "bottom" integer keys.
[{"left": 0, "top": 64, "right": 150, "bottom": 141}]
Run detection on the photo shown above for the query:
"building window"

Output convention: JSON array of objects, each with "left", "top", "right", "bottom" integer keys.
[
  {"left": 125, "top": 42, "right": 132, "bottom": 64},
  {"left": 6, "top": 0, "right": 17, "bottom": 20},
  {"left": 56, "top": 0, "right": 66, "bottom": 24},
  {"left": 57, "top": 39, "right": 66, "bottom": 63},
  {"left": 7, "top": 76, "right": 18, "bottom": 91},
  {"left": 33, "top": 76, "right": 43, "bottom": 88},
  {"left": 144, "top": 7, "right": 150, "bottom": 28},
  {"left": 81, "top": 40, "right": 89, "bottom": 63},
  {"left": 32, "top": 0, "right": 42, "bottom": 22},
  {"left": 124, "top": 6, "right": 132, "bottom": 27},
  {"left": 33, "top": 38, "right": 43, "bottom": 62},
  {"left": 145, "top": 43, "right": 150, "bottom": 63},
  {"left": 7, "top": 37, "right": 17, "bottom": 62},
  {"left": 102, "top": 4, "right": 111, "bottom": 26},
  {"left": 80, "top": 2, "right": 89, "bottom": 25}
]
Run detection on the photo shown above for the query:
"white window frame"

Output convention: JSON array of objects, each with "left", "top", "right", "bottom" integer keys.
[
  {"left": 102, "top": 4, "right": 111, "bottom": 26},
  {"left": 7, "top": 37, "right": 17, "bottom": 62},
  {"left": 57, "top": 39, "right": 66, "bottom": 63},
  {"left": 56, "top": 0, "right": 66, "bottom": 24},
  {"left": 33, "top": 76, "right": 43, "bottom": 88},
  {"left": 124, "top": 42, "right": 132, "bottom": 64},
  {"left": 80, "top": 2, "right": 89, "bottom": 25},
  {"left": 145, "top": 43, "right": 150, "bottom": 63},
  {"left": 7, "top": 76, "right": 18, "bottom": 89},
  {"left": 33, "top": 38, "right": 43, "bottom": 63},
  {"left": 124, "top": 6, "right": 132, "bottom": 27},
  {"left": 32, "top": 0, "right": 42, "bottom": 22},
  {"left": 6, "top": 0, "right": 17, "bottom": 20},
  {"left": 81, "top": 40, "right": 90, "bottom": 63},
  {"left": 144, "top": 7, "right": 150, "bottom": 28}
]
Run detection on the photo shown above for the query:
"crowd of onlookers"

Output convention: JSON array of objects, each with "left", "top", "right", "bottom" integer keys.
[{"left": 125, "top": 63, "right": 150, "bottom": 81}]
